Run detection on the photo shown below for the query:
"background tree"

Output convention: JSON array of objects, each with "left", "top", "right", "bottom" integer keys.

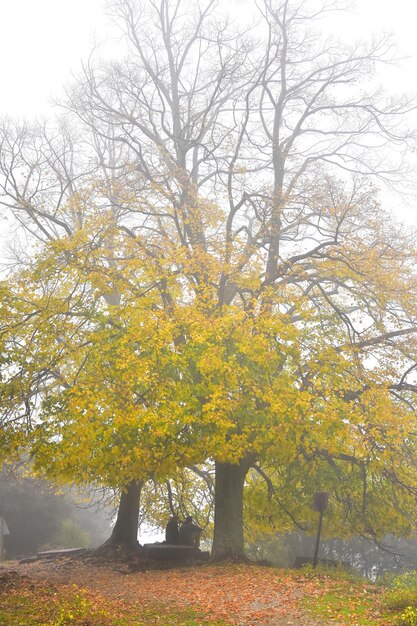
[{"left": 0, "top": 463, "right": 111, "bottom": 558}]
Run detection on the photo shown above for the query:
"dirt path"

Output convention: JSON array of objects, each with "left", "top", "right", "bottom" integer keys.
[{"left": 2, "top": 558, "right": 326, "bottom": 625}]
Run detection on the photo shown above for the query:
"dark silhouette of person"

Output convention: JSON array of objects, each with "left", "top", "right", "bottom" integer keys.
[
  {"left": 165, "top": 514, "right": 180, "bottom": 544},
  {"left": 178, "top": 515, "right": 202, "bottom": 548}
]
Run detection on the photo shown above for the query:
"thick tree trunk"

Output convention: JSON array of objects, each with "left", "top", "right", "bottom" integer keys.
[
  {"left": 211, "top": 459, "right": 251, "bottom": 561},
  {"left": 101, "top": 480, "right": 142, "bottom": 552}
]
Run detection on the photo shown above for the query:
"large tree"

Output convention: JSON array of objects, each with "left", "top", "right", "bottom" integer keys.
[
  {"left": 1, "top": 0, "right": 417, "bottom": 560},
  {"left": 2, "top": 182, "right": 417, "bottom": 559}
]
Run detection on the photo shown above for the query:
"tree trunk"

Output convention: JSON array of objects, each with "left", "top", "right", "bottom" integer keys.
[
  {"left": 101, "top": 480, "right": 142, "bottom": 552},
  {"left": 211, "top": 459, "right": 251, "bottom": 561}
]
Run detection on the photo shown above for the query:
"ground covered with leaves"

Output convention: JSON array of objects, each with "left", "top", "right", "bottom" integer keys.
[{"left": 0, "top": 558, "right": 396, "bottom": 625}]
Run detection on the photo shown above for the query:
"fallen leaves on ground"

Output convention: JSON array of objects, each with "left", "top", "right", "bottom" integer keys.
[{"left": 0, "top": 559, "right": 390, "bottom": 625}]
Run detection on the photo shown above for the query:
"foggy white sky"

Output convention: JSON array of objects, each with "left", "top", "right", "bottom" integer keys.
[
  {"left": 0, "top": 0, "right": 417, "bottom": 225},
  {"left": 0, "top": 0, "right": 109, "bottom": 116},
  {"left": 1, "top": 0, "right": 417, "bottom": 117}
]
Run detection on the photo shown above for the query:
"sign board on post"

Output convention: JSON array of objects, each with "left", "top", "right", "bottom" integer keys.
[{"left": 313, "top": 492, "right": 329, "bottom": 513}]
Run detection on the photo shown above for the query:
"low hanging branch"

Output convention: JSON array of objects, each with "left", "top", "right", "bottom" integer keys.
[{"left": 251, "top": 464, "right": 307, "bottom": 531}]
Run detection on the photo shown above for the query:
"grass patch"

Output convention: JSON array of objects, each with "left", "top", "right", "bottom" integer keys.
[
  {"left": 299, "top": 566, "right": 417, "bottom": 625},
  {"left": 381, "top": 571, "right": 417, "bottom": 611},
  {"left": 300, "top": 567, "right": 388, "bottom": 625},
  {"left": 0, "top": 575, "right": 231, "bottom": 626},
  {"left": 379, "top": 571, "right": 417, "bottom": 626},
  {"left": 305, "top": 588, "right": 379, "bottom": 625}
]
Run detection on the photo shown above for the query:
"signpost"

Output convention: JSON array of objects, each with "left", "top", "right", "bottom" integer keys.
[
  {"left": 0, "top": 516, "right": 10, "bottom": 563},
  {"left": 312, "top": 492, "right": 329, "bottom": 569}
]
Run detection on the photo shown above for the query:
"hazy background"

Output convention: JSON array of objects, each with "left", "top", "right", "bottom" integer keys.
[
  {"left": 1, "top": 0, "right": 417, "bottom": 118},
  {"left": 1, "top": 0, "right": 417, "bottom": 227}
]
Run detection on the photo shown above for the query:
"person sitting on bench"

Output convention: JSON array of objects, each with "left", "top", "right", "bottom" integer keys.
[
  {"left": 165, "top": 514, "right": 180, "bottom": 545},
  {"left": 178, "top": 515, "right": 202, "bottom": 548}
]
